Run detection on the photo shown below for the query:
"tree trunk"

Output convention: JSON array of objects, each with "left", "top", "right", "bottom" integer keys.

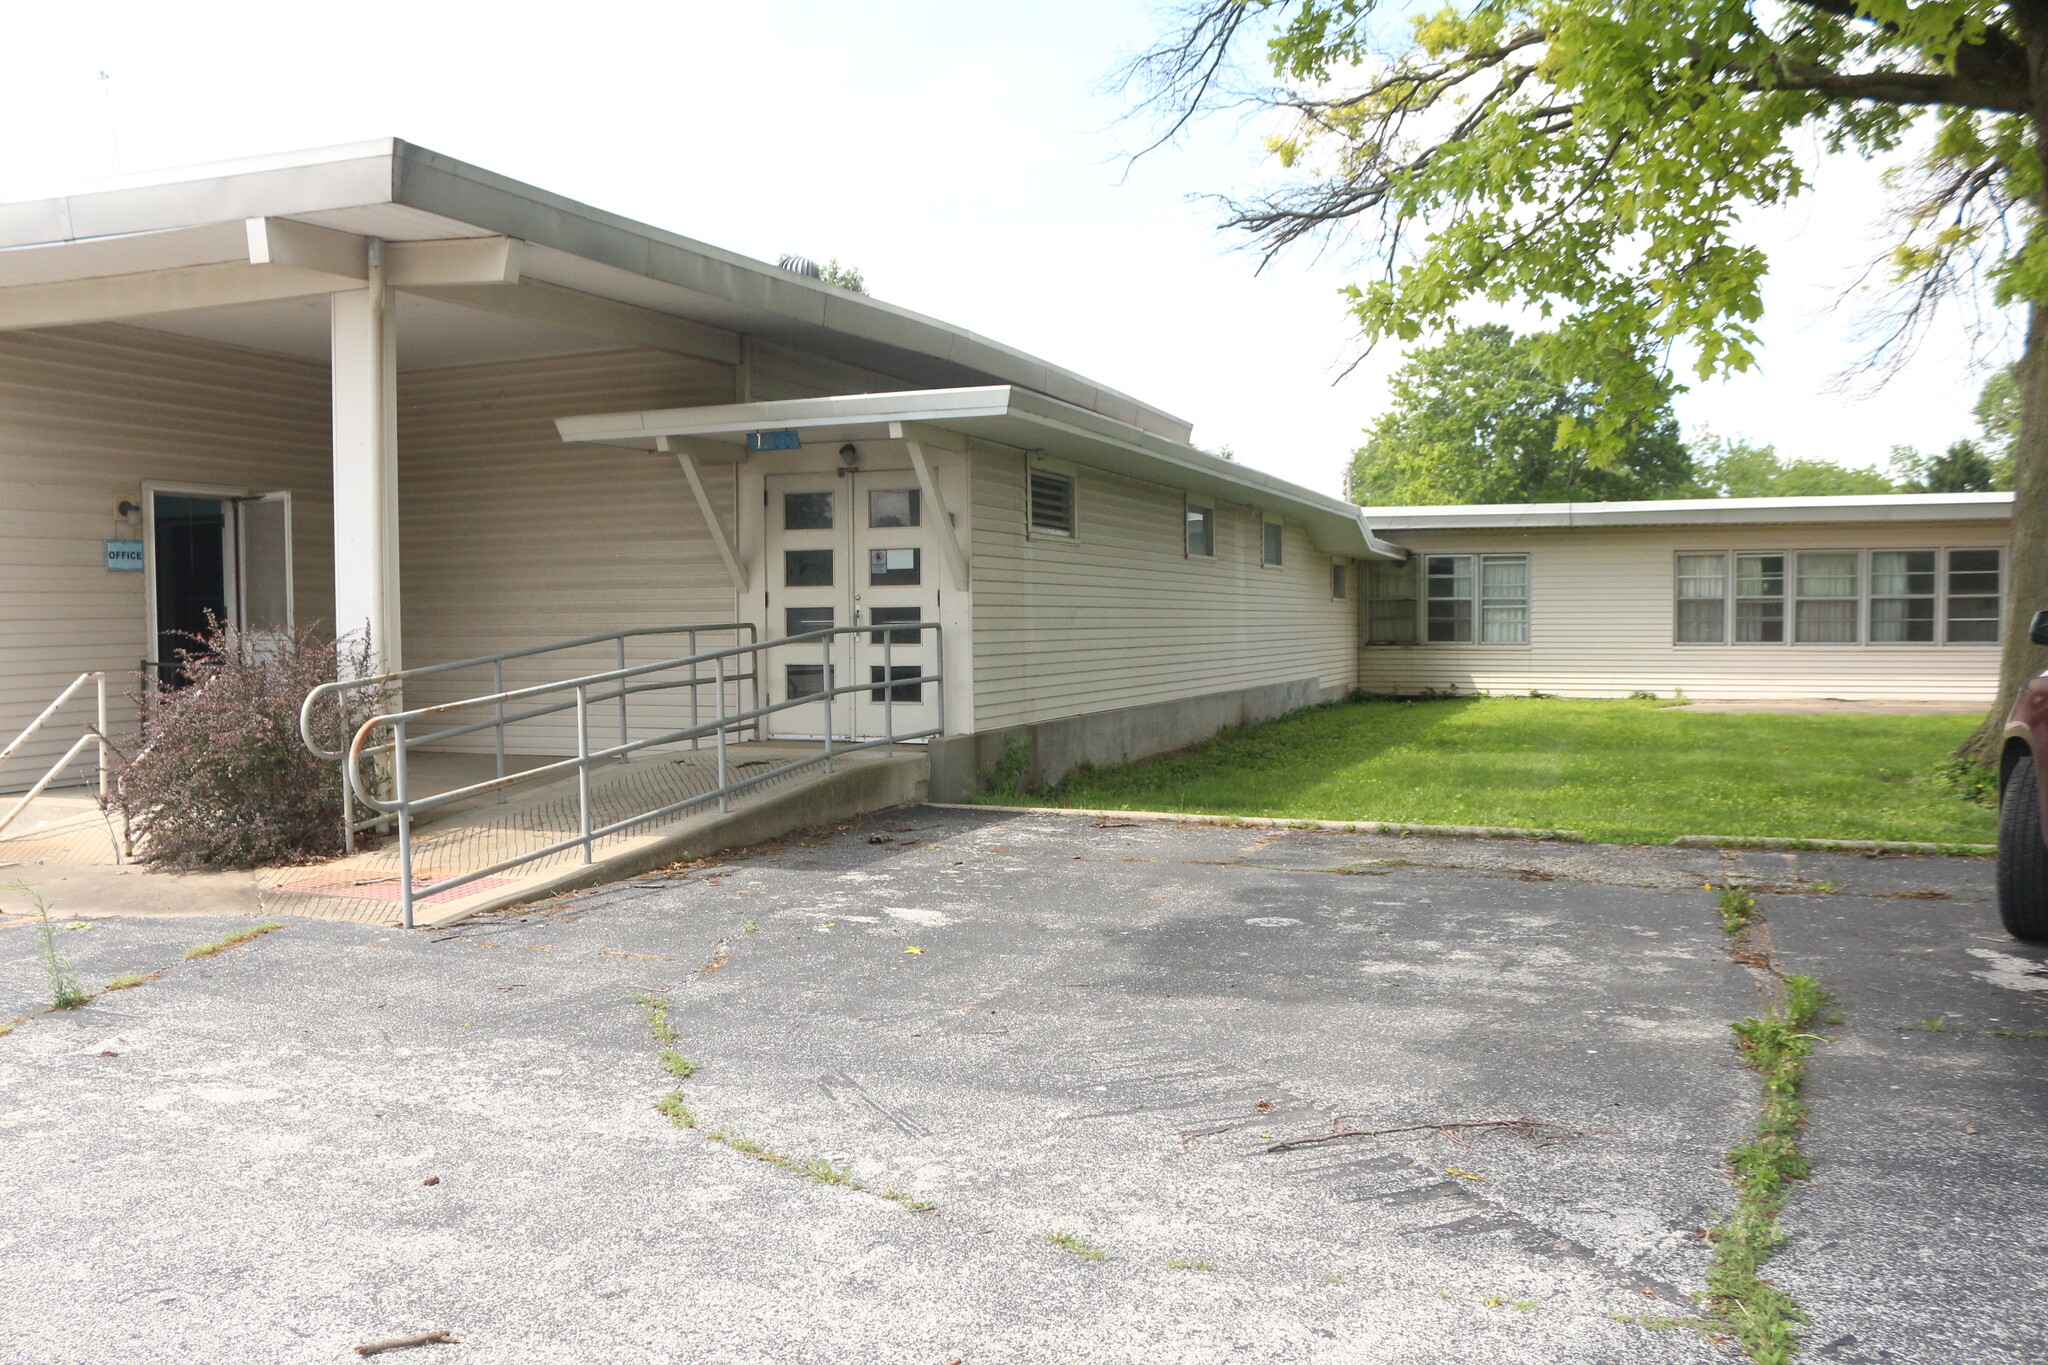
[{"left": 1961, "top": 299, "right": 2048, "bottom": 765}]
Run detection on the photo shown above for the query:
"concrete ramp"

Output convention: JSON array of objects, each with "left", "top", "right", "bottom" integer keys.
[{"left": 3, "top": 743, "right": 927, "bottom": 928}]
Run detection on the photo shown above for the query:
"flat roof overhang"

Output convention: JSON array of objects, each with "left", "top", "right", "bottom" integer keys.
[
  {"left": 557, "top": 385, "right": 1403, "bottom": 560},
  {"left": 1358, "top": 491, "right": 2014, "bottom": 531},
  {"left": 0, "top": 139, "right": 1194, "bottom": 441}
]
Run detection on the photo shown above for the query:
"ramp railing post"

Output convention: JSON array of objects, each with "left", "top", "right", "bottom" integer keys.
[
  {"left": 616, "top": 635, "right": 630, "bottom": 762},
  {"left": 688, "top": 628, "right": 701, "bottom": 750},
  {"left": 821, "top": 630, "right": 836, "bottom": 775},
  {"left": 576, "top": 685, "right": 593, "bottom": 863},
  {"left": 492, "top": 659, "right": 507, "bottom": 803},
  {"left": 714, "top": 657, "right": 730, "bottom": 812},
  {"left": 394, "top": 718, "right": 415, "bottom": 930},
  {"left": 883, "top": 625, "right": 895, "bottom": 747},
  {"left": 94, "top": 672, "right": 108, "bottom": 799}
]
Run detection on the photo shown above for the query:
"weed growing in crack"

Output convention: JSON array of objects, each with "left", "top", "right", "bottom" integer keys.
[
  {"left": 634, "top": 989, "right": 935, "bottom": 1214},
  {"left": 1044, "top": 1229, "right": 1107, "bottom": 1262},
  {"left": 183, "top": 921, "right": 286, "bottom": 960},
  {"left": 14, "top": 883, "right": 88, "bottom": 1011},
  {"left": 1808, "top": 879, "right": 1839, "bottom": 895},
  {"left": 1704, "top": 967, "right": 1829, "bottom": 1364},
  {"left": 1902, "top": 1015, "right": 1974, "bottom": 1034},
  {"left": 1991, "top": 1026, "right": 2048, "bottom": 1039},
  {"left": 1715, "top": 885, "right": 1758, "bottom": 934},
  {"left": 103, "top": 974, "right": 153, "bottom": 992}
]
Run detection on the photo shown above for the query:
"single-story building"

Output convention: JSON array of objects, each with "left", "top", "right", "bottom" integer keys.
[
  {"left": 0, "top": 139, "right": 1392, "bottom": 801},
  {"left": 1355, "top": 493, "right": 2014, "bottom": 703}
]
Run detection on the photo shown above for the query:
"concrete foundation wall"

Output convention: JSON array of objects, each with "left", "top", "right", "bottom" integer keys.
[{"left": 928, "top": 676, "right": 1331, "bottom": 801}]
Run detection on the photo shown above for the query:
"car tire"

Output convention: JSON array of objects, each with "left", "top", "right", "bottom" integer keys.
[{"left": 1998, "top": 751, "right": 2048, "bottom": 942}]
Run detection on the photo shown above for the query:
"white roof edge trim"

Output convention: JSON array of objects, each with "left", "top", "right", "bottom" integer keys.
[
  {"left": 556, "top": 385, "right": 1404, "bottom": 561},
  {"left": 1359, "top": 491, "right": 2012, "bottom": 530},
  {"left": 0, "top": 138, "right": 400, "bottom": 205}
]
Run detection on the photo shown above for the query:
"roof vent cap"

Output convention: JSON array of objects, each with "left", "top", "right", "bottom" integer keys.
[{"left": 777, "top": 254, "right": 823, "bottom": 279}]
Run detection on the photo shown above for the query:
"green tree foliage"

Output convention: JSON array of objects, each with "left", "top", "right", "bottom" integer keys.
[
  {"left": 1348, "top": 325, "right": 1694, "bottom": 504},
  {"left": 1975, "top": 364, "right": 2021, "bottom": 465},
  {"left": 1124, "top": 0, "right": 2048, "bottom": 751},
  {"left": 818, "top": 259, "right": 867, "bottom": 293},
  {"left": 1890, "top": 436, "right": 2003, "bottom": 489},
  {"left": 1692, "top": 433, "right": 1899, "bottom": 496}
]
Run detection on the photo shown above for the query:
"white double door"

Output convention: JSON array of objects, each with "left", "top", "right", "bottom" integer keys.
[{"left": 763, "top": 470, "right": 941, "bottom": 739}]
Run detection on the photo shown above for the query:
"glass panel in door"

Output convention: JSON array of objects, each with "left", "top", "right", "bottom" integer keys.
[
  {"left": 764, "top": 476, "right": 846, "bottom": 737},
  {"left": 850, "top": 480, "right": 941, "bottom": 737}
]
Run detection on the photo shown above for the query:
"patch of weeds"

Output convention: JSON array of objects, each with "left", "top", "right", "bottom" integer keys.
[
  {"left": 1044, "top": 1229, "right": 1107, "bottom": 1262},
  {"left": 1716, "top": 885, "right": 1759, "bottom": 934},
  {"left": 742, "top": 920, "right": 758, "bottom": 934},
  {"left": 103, "top": 973, "right": 155, "bottom": 993},
  {"left": 980, "top": 733, "right": 1035, "bottom": 800},
  {"left": 1808, "top": 879, "right": 1839, "bottom": 895},
  {"left": 1322, "top": 1273, "right": 1346, "bottom": 1285},
  {"left": 1934, "top": 755, "right": 1997, "bottom": 806},
  {"left": 1901, "top": 1015, "right": 1974, "bottom": 1034},
  {"left": 1610, "top": 1313, "right": 1713, "bottom": 1334},
  {"left": 13, "top": 882, "right": 89, "bottom": 1011},
  {"left": 183, "top": 921, "right": 286, "bottom": 960},
  {"left": 1166, "top": 1258, "right": 1214, "bottom": 1271},
  {"left": 1990, "top": 1026, "right": 2048, "bottom": 1039},
  {"left": 1703, "top": 967, "right": 1830, "bottom": 1363},
  {"left": 634, "top": 990, "right": 933, "bottom": 1213},
  {"left": 1479, "top": 1293, "right": 1540, "bottom": 1311}
]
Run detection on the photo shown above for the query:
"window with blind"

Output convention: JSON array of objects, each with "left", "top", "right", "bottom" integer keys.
[
  {"left": 1425, "top": 553, "right": 1529, "bottom": 643},
  {"left": 1673, "top": 547, "right": 2001, "bottom": 644},
  {"left": 1364, "top": 559, "right": 1417, "bottom": 644},
  {"left": 1028, "top": 470, "right": 1074, "bottom": 537}
]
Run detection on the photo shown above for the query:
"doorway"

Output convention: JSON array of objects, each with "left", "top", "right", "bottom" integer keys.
[
  {"left": 147, "top": 488, "right": 293, "bottom": 683},
  {"left": 762, "top": 470, "right": 942, "bottom": 739}
]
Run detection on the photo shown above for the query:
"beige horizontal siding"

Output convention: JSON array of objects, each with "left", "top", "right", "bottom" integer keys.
[
  {"left": 970, "top": 446, "right": 1356, "bottom": 728},
  {"left": 1360, "top": 522, "right": 2010, "bottom": 702},
  {"left": 397, "top": 349, "right": 746, "bottom": 755},
  {"left": 0, "top": 324, "right": 333, "bottom": 789}
]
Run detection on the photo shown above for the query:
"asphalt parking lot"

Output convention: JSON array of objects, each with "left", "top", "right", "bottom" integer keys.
[{"left": 3, "top": 808, "right": 2043, "bottom": 1364}]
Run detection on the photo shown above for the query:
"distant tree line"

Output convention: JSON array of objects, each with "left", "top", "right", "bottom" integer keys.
[{"left": 1348, "top": 326, "right": 2013, "bottom": 507}]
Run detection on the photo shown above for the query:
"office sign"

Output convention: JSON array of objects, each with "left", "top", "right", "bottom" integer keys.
[{"left": 105, "top": 540, "right": 144, "bottom": 571}]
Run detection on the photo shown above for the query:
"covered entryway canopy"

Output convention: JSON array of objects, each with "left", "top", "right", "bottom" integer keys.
[{"left": 555, "top": 385, "right": 1404, "bottom": 561}]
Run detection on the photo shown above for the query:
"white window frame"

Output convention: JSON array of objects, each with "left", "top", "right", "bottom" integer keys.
[
  {"left": 1422, "top": 553, "right": 1530, "bottom": 646},
  {"left": 1259, "top": 516, "right": 1284, "bottom": 568},
  {"left": 1363, "top": 558, "right": 1418, "bottom": 644},
  {"left": 1184, "top": 497, "right": 1215, "bottom": 558},
  {"left": 1330, "top": 557, "right": 1350, "bottom": 601},
  {"left": 1672, "top": 546, "right": 2003, "bottom": 646}
]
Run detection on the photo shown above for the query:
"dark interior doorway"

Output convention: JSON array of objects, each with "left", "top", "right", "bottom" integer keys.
[{"left": 151, "top": 493, "right": 229, "bottom": 685}]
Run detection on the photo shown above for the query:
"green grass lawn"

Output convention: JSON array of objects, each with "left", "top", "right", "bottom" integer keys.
[{"left": 1007, "top": 697, "right": 1995, "bottom": 847}]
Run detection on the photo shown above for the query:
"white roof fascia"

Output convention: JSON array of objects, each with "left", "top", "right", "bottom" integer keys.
[
  {"left": 557, "top": 385, "right": 1403, "bottom": 560},
  {"left": 1358, "top": 491, "right": 2013, "bottom": 530},
  {"left": 0, "top": 140, "right": 1193, "bottom": 444}
]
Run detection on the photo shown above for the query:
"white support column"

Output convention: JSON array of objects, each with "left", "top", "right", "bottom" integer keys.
[{"left": 330, "top": 240, "right": 402, "bottom": 674}]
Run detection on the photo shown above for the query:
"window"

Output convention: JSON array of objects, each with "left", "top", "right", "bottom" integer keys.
[
  {"left": 868, "top": 547, "right": 920, "bottom": 586},
  {"left": 1794, "top": 552, "right": 1859, "bottom": 643},
  {"left": 783, "top": 548, "right": 832, "bottom": 587},
  {"left": 1185, "top": 501, "right": 1214, "bottom": 557},
  {"left": 1331, "top": 559, "right": 1349, "bottom": 600},
  {"left": 869, "top": 488, "right": 920, "bottom": 527},
  {"left": 783, "top": 491, "right": 833, "bottom": 530},
  {"left": 1675, "top": 553, "right": 1728, "bottom": 643},
  {"left": 1734, "top": 553, "right": 1785, "bottom": 643},
  {"left": 786, "top": 664, "right": 831, "bottom": 701},
  {"left": 1261, "top": 519, "right": 1284, "bottom": 566},
  {"left": 1029, "top": 471, "right": 1074, "bottom": 537},
  {"left": 1364, "top": 560, "right": 1417, "bottom": 644},
  {"left": 868, "top": 665, "right": 923, "bottom": 702},
  {"left": 1673, "top": 546, "right": 2000, "bottom": 645},
  {"left": 784, "top": 607, "right": 833, "bottom": 638},
  {"left": 1426, "top": 554, "right": 1529, "bottom": 644},
  {"left": 1947, "top": 548, "right": 2002, "bottom": 642},
  {"left": 1870, "top": 550, "right": 1936, "bottom": 642},
  {"left": 868, "top": 606, "right": 921, "bottom": 645}
]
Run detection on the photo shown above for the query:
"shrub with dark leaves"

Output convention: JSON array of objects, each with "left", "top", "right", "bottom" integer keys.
[{"left": 110, "top": 623, "right": 382, "bottom": 870}]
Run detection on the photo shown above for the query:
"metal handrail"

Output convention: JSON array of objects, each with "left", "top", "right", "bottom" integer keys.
[
  {"left": 299, "top": 623, "right": 758, "bottom": 849},
  {"left": 339, "top": 622, "right": 944, "bottom": 928},
  {"left": 0, "top": 671, "right": 110, "bottom": 843}
]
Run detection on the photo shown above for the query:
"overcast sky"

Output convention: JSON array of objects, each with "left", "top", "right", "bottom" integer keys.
[{"left": 0, "top": 0, "right": 2015, "bottom": 497}]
